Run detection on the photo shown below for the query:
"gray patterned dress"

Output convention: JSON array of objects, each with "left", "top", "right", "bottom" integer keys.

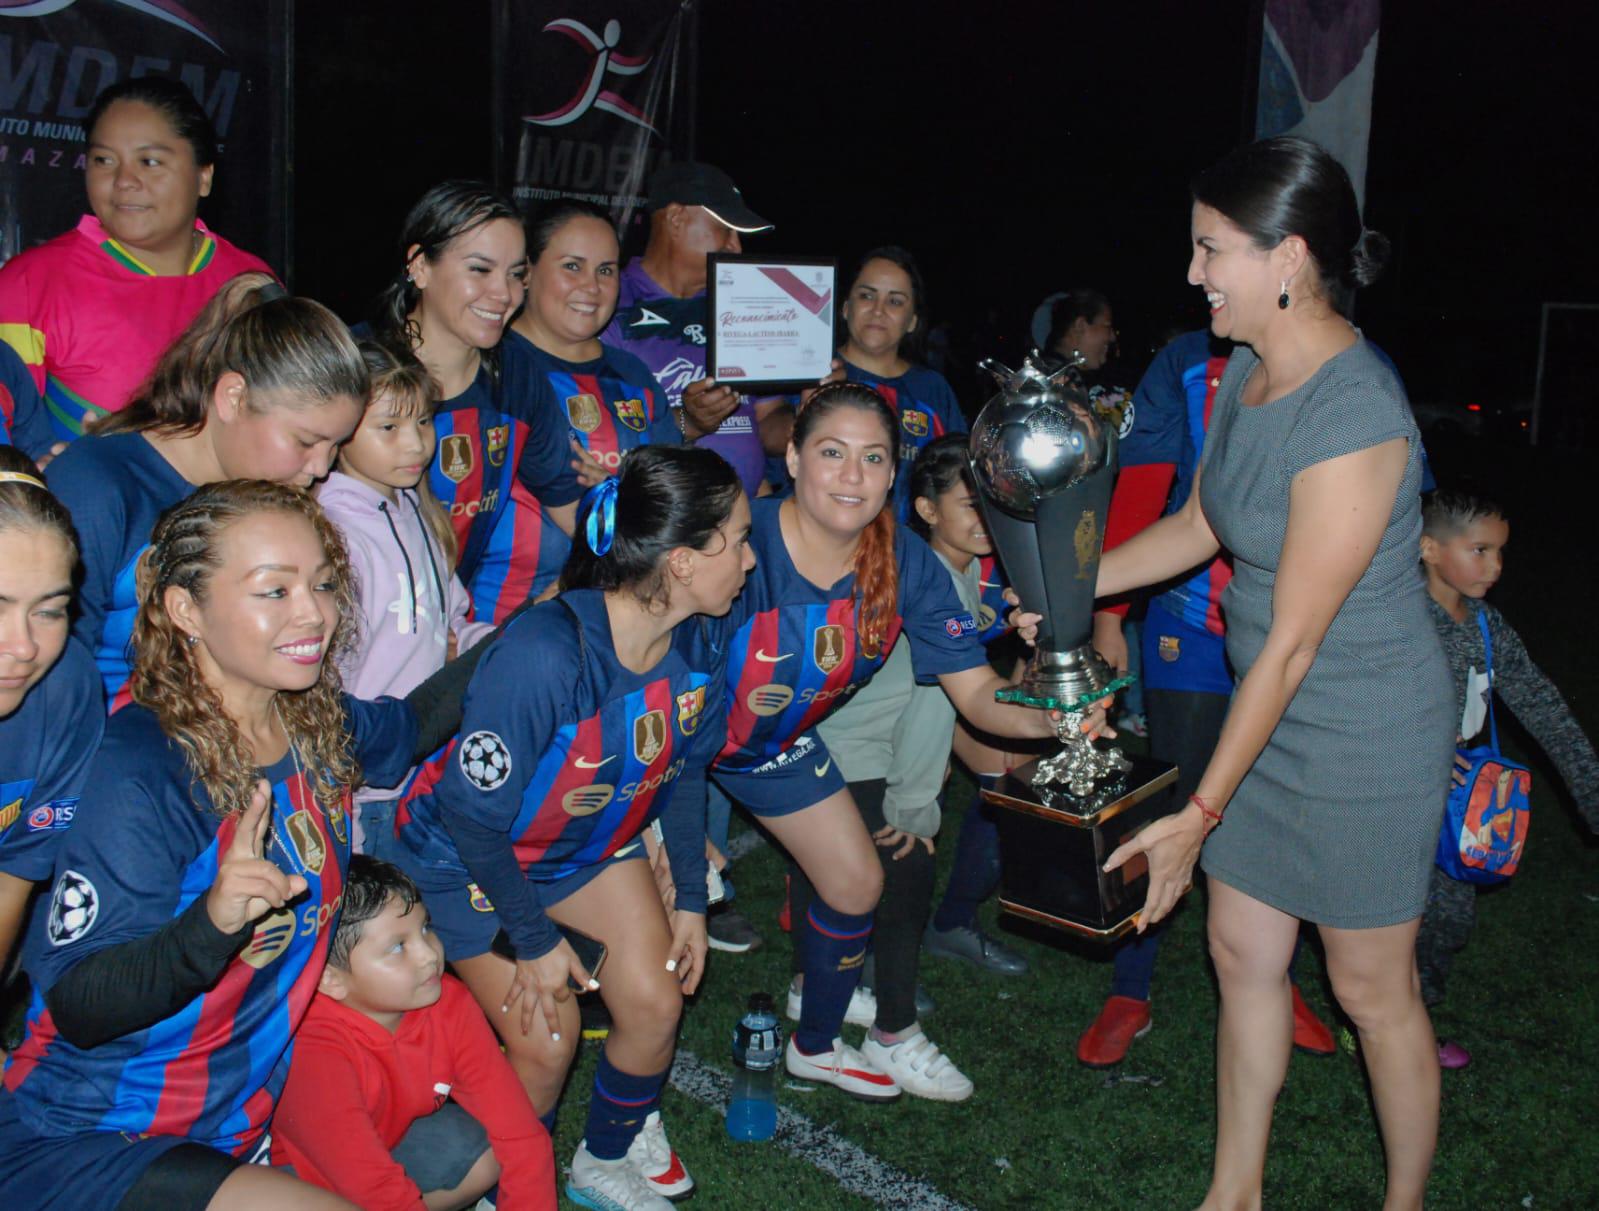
[{"left": 1197, "top": 339, "right": 1454, "bottom": 927}]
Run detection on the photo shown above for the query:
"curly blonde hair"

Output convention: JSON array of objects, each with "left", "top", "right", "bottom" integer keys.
[{"left": 131, "top": 481, "right": 362, "bottom": 819}]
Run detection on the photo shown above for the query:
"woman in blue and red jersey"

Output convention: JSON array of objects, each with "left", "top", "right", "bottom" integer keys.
[
  {"left": 489, "top": 200, "right": 681, "bottom": 617},
  {"left": 837, "top": 247, "right": 967, "bottom": 523},
  {"left": 370, "top": 182, "right": 583, "bottom": 625},
  {"left": 0, "top": 481, "right": 431, "bottom": 1210},
  {"left": 716, "top": 382, "right": 1084, "bottom": 1099},
  {"left": 393, "top": 445, "right": 749, "bottom": 1209},
  {"left": 0, "top": 77, "right": 272, "bottom": 443},
  {"left": 0, "top": 448, "right": 102, "bottom": 990},
  {"left": 46, "top": 275, "right": 368, "bottom": 712}
]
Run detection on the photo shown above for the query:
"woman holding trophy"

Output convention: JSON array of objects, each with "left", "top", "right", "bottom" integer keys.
[{"left": 1097, "top": 137, "right": 1452, "bottom": 1211}]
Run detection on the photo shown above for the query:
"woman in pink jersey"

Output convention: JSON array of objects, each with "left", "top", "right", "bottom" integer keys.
[{"left": 0, "top": 77, "right": 270, "bottom": 442}]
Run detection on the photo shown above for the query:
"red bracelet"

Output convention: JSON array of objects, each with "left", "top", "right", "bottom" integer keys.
[{"left": 1189, "top": 794, "right": 1223, "bottom": 827}]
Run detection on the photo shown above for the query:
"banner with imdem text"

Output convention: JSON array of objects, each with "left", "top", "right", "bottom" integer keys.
[
  {"left": 494, "top": 0, "right": 697, "bottom": 242},
  {"left": 0, "top": 0, "right": 292, "bottom": 274}
]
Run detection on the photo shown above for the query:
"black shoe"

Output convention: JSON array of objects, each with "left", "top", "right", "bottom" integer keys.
[
  {"left": 922, "top": 922, "right": 1029, "bottom": 976},
  {"left": 707, "top": 906, "right": 764, "bottom": 954}
]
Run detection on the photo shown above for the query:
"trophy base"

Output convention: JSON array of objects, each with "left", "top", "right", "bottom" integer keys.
[{"left": 985, "top": 753, "right": 1181, "bottom": 940}]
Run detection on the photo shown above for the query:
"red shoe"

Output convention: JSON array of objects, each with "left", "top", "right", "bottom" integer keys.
[
  {"left": 1291, "top": 985, "right": 1336, "bottom": 1057},
  {"left": 778, "top": 874, "right": 791, "bottom": 933},
  {"left": 1076, "top": 995, "right": 1152, "bottom": 1068}
]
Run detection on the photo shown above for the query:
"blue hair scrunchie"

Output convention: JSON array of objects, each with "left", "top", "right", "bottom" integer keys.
[{"left": 583, "top": 477, "right": 620, "bottom": 556}]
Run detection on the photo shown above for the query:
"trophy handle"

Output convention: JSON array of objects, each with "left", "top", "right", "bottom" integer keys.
[{"left": 977, "top": 357, "right": 1016, "bottom": 389}]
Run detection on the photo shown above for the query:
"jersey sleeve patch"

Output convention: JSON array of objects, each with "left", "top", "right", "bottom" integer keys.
[
  {"left": 47, "top": 868, "right": 100, "bottom": 946},
  {"left": 459, "top": 731, "right": 513, "bottom": 790}
]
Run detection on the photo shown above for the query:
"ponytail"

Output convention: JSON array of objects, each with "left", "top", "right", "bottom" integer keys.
[{"left": 100, "top": 274, "right": 367, "bottom": 437}]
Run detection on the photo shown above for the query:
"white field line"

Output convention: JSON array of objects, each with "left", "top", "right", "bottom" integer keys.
[{"left": 669, "top": 1050, "right": 975, "bottom": 1211}]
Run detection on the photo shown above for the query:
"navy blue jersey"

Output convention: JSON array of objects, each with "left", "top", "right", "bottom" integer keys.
[
  {"left": 843, "top": 360, "right": 966, "bottom": 523},
  {"left": 474, "top": 335, "right": 678, "bottom": 618},
  {"left": 719, "top": 498, "right": 984, "bottom": 772},
  {"left": 396, "top": 590, "right": 723, "bottom": 904},
  {"left": 45, "top": 432, "right": 193, "bottom": 711},
  {"left": 0, "top": 641, "right": 102, "bottom": 892},
  {"left": 0, "top": 339, "right": 53, "bottom": 458},
  {"left": 3, "top": 697, "right": 416, "bottom": 1156}
]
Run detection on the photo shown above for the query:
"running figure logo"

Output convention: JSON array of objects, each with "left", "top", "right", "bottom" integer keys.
[{"left": 525, "top": 17, "right": 658, "bottom": 135}]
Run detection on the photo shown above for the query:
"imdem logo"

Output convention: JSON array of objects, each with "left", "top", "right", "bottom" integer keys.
[{"left": 525, "top": 18, "right": 658, "bottom": 135}]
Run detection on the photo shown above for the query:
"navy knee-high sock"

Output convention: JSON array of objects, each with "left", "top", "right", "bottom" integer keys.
[
  {"left": 584, "top": 1052, "right": 666, "bottom": 1160},
  {"left": 796, "top": 900, "right": 874, "bottom": 1054}
]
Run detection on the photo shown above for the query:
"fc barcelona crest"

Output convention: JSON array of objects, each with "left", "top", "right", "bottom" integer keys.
[
  {"left": 676, "top": 687, "right": 706, "bottom": 735},
  {"left": 282, "top": 809, "right": 328, "bottom": 875},
  {"left": 567, "top": 393, "right": 602, "bottom": 434},
  {"left": 486, "top": 424, "right": 509, "bottom": 467},
  {"left": 812, "top": 624, "right": 846, "bottom": 674},
  {"left": 900, "top": 409, "right": 929, "bottom": 438},
  {"left": 440, "top": 434, "right": 473, "bottom": 483},
  {"left": 326, "top": 796, "right": 349, "bottom": 846},
  {"left": 615, "top": 396, "right": 648, "bottom": 432},
  {"left": 634, "top": 709, "right": 667, "bottom": 764}
]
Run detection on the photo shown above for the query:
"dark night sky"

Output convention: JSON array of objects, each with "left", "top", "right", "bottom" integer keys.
[{"left": 294, "top": 0, "right": 1599, "bottom": 409}]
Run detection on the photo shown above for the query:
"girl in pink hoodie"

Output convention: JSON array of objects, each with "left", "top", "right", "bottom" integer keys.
[{"left": 319, "top": 339, "right": 492, "bottom": 858}]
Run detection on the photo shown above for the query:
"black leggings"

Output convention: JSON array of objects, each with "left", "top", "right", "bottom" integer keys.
[
  {"left": 788, "top": 779, "right": 936, "bottom": 1033},
  {"left": 117, "top": 1143, "right": 240, "bottom": 1211}
]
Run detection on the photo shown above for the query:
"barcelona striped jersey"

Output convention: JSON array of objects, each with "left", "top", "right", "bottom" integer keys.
[
  {"left": 843, "top": 359, "right": 967, "bottom": 523},
  {"left": 45, "top": 432, "right": 195, "bottom": 711},
  {"left": 471, "top": 334, "right": 677, "bottom": 619},
  {"left": 417, "top": 334, "right": 582, "bottom": 625},
  {"left": 4, "top": 697, "right": 416, "bottom": 1155},
  {"left": 0, "top": 216, "right": 271, "bottom": 441},
  {"left": 0, "top": 641, "right": 102, "bottom": 969},
  {"left": 717, "top": 497, "right": 986, "bottom": 775}
]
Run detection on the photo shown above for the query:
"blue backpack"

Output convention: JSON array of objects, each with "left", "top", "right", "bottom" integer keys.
[{"left": 1435, "top": 609, "right": 1531, "bottom": 884}]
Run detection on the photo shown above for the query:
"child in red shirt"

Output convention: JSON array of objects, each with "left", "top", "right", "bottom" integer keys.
[{"left": 272, "top": 856, "right": 555, "bottom": 1210}]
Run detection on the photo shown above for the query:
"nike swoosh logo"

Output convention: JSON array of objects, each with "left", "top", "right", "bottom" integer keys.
[
  {"left": 814, "top": 759, "right": 832, "bottom": 777},
  {"left": 574, "top": 755, "right": 615, "bottom": 770},
  {"left": 629, "top": 307, "right": 669, "bottom": 327},
  {"left": 754, "top": 649, "right": 792, "bottom": 663}
]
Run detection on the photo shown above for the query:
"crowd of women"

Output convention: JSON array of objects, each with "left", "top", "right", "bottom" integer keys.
[{"left": 0, "top": 72, "right": 1525, "bottom": 1211}]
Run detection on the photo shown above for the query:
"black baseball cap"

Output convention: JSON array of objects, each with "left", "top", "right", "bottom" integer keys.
[{"left": 646, "top": 161, "right": 774, "bottom": 233}]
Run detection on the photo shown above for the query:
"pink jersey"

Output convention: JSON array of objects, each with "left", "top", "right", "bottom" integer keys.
[{"left": 0, "top": 215, "right": 272, "bottom": 440}]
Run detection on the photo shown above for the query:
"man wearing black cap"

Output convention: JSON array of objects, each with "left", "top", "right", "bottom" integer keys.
[
  {"left": 603, "top": 161, "right": 783, "bottom": 957},
  {"left": 601, "top": 161, "right": 788, "bottom": 502}
]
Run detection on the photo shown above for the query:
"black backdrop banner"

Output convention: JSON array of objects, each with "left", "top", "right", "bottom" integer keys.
[
  {"left": 0, "top": 0, "right": 292, "bottom": 275},
  {"left": 493, "top": 0, "right": 697, "bottom": 241}
]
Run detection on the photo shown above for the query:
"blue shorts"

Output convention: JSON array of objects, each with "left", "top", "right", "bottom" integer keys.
[
  {"left": 405, "top": 843, "right": 647, "bottom": 962},
  {"left": 0, "top": 1088, "right": 232, "bottom": 1211},
  {"left": 712, "top": 732, "right": 847, "bottom": 817}
]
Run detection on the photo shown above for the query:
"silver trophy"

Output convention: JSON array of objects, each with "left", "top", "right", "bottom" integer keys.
[{"left": 968, "top": 352, "right": 1132, "bottom": 797}]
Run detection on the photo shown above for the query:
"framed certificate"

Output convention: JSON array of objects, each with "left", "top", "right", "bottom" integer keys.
[{"left": 707, "top": 255, "right": 837, "bottom": 392}]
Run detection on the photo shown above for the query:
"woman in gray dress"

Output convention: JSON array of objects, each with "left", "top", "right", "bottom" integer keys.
[{"left": 1097, "top": 137, "right": 1453, "bottom": 1211}]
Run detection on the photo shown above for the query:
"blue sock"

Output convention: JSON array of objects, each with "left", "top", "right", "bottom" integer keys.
[
  {"left": 584, "top": 1052, "right": 666, "bottom": 1161},
  {"left": 796, "top": 900, "right": 874, "bottom": 1054}
]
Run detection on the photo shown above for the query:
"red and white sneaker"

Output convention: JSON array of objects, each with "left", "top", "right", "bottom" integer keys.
[
  {"left": 785, "top": 1036, "right": 901, "bottom": 1101},
  {"left": 625, "top": 1111, "right": 693, "bottom": 1200}
]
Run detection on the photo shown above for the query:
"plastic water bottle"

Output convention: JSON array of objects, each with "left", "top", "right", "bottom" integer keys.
[{"left": 727, "top": 992, "right": 781, "bottom": 1141}]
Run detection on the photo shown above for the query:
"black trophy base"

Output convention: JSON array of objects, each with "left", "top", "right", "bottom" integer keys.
[{"left": 986, "top": 753, "right": 1180, "bottom": 940}]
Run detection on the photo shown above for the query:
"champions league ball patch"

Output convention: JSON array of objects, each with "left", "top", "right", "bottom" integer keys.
[
  {"left": 460, "top": 732, "right": 512, "bottom": 791},
  {"left": 48, "top": 869, "right": 99, "bottom": 946}
]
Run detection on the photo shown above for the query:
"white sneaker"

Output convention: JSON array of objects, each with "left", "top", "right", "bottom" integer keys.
[
  {"left": 784, "top": 1035, "right": 901, "bottom": 1100},
  {"left": 861, "top": 1028, "right": 974, "bottom": 1102},
  {"left": 625, "top": 1110, "right": 693, "bottom": 1199},
  {"left": 567, "top": 1140, "right": 675, "bottom": 1210},
  {"left": 785, "top": 977, "right": 877, "bottom": 1027}
]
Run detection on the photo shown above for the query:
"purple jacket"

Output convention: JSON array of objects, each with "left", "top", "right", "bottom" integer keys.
[{"left": 317, "top": 472, "right": 493, "bottom": 809}]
